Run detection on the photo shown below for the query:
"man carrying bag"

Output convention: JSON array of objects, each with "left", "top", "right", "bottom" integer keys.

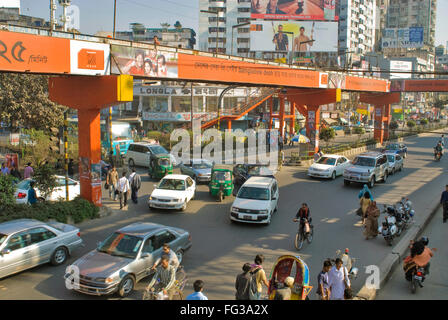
[{"left": 129, "top": 168, "right": 142, "bottom": 204}]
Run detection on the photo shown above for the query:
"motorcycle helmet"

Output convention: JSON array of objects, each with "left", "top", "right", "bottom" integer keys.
[{"left": 420, "top": 236, "right": 429, "bottom": 246}]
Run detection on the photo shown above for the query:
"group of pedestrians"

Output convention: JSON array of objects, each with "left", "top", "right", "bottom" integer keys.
[{"left": 105, "top": 167, "right": 141, "bottom": 209}]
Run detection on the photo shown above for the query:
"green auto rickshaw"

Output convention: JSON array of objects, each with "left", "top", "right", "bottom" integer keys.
[
  {"left": 148, "top": 154, "right": 173, "bottom": 179},
  {"left": 209, "top": 165, "right": 234, "bottom": 202}
]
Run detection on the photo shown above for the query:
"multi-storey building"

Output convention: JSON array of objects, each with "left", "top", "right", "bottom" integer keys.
[
  {"left": 116, "top": 23, "right": 196, "bottom": 49},
  {"left": 198, "top": 0, "right": 251, "bottom": 55},
  {"left": 338, "top": 0, "right": 377, "bottom": 66}
]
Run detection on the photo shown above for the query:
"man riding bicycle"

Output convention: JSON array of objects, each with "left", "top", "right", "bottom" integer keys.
[
  {"left": 147, "top": 255, "right": 176, "bottom": 300},
  {"left": 293, "top": 203, "right": 311, "bottom": 234}
]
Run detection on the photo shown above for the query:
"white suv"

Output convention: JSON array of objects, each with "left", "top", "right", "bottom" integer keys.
[
  {"left": 125, "top": 142, "right": 176, "bottom": 167},
  {"left": 230, "top": 176, "right": 279, "bottom": 225},
  {"left": 343, "top": 152, "right": 389, "bottom": 188}
]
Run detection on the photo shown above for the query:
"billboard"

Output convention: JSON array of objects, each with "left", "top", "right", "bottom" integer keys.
[
  {"left": 111, "top": 45, "right": 178, "bottom": 78},
  {"left": 381, "top": 27, "right": 424, "bottom": 49},
  {"left": 70, "top": 40, "right": 110, "bottom": 75},
  {"left": 251, "top": 0, "right": 339, "bottom": 21},
  {"left": 250, "top": 21, "right": 338, "bottom": 52},
  {"left": 390, "top": 60, "right": 412, "bottom": 79}
]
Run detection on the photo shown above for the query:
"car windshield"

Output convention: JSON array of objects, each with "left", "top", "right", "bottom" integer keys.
[
  {"left": 212, "top": 171, "right": 231, "bottom": 181},
  {"left": 352, "top": 157, "right": 375, "bottom": 167},
  {"left": 97, "top": 232, "right": 142, "bottom": 259},
  {"left": 16, "top": 180, "right": 31, "bottom": 190},
  {"left": 385, "top": 144, "right": 399, "bottom": 150},
  {"left": 387, "top": 155, "right": 395, "bottom": 162},
  {"left": 247, "top": 165, "right": 272, "bottom": 176},
  {"left": 150, "top": 145, "right": 168, "bottom": 155},
  {"left": 237, "top": 186, "right": 270, "bottom": 200},
  {"left": 158, "top": 158, "right": 171, "bottom": 166},
  {"left": 192, "top": 161, "right": 213, "bottom": 169},
  {"left": 316, "top": 157, "right": 336, "bottom": 165},
  {"left": 0, "top": 234, "right": 7, "bottom": 247},
  {"left": 158, "top": 178, "right": 186, "bottom": 191}
]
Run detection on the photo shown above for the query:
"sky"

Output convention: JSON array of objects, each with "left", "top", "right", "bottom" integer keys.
[{"left": 18, "top": 0, "right": 448, "bottom": 48}]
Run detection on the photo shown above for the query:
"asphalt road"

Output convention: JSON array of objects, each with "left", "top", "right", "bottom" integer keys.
[
  {"left": 376, "top": 207, "right": 448, "bottom": 300},
  {"left": 0, "top": 131, "right": 447, "bottom": 300}
]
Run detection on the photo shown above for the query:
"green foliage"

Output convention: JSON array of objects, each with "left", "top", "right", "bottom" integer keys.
[
  {"left": 0, "top": 197, "right": 99, "bottom": 224},
  {"left": 353, "top": 126, "right": 365, "bottom": 135},
  {"left": 389, "top": 121, "right": 399, "bottom": 131},
  {"left": 22, "top": 129, "right": 56, "bottom": 166},
  {"left": 0, "top": 175, "right": 16, "bottom": 209},
  {"left": 407, "top": 120, "right": 416, "bottom": 128},
  {"left": 0, "top": 73, "right": 66, "bottom": 130},
  {"left": 319, "top": 127, "right": 336, "bottom": 145},
  {"left": 420, "top": 119, "right": 428, "bottom": 125},
  {"left": 33, "top": 164, "right": 57, "bottom": 200}
]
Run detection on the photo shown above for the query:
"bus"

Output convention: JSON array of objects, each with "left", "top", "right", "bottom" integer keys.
[{"left": 101, "top": 121, "right": 134, "bottom": 156}]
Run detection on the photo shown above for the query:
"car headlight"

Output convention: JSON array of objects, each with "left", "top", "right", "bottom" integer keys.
[
  {"left": 177, "top": 198, "right": 183, "bottom": 202},
  {"left": 361, "top": 172, "right": 370, "bottom": 176},
  {"left": 149, "top": 196, "right": 157, "bottom": 201},
  {"left": 198, "top": 173, "right": 204, "bottom": 177},
  {"left": 259, "top": 210, "right": 268, "bottom": 214},
  {"left": 232, "top": 207, "right": 239, "bottom": 212}
]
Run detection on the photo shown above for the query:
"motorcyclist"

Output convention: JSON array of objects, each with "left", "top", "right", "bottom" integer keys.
[
  {"left": 404, "top": 237, "right": 435, "bottom": 281},
  {"left": 293, "top": 203, "right": 311, "bottom": 235},
  {"left": 434, "top": 142, "right": 443, "bottom": 159}
]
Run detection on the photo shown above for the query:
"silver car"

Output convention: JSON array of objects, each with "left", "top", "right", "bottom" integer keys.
[
  {"left": 179, "top": 159, "right": 214, "bottom": 183},
  {"left": 0, "top": 219, "right": 83, "bottom": 279},
  {"left": 65, "top": 222, "right": 192, "bottom": 297}
]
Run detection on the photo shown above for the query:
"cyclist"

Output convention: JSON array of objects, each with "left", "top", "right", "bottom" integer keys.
[
  {"left": 293, "top": 203, "right": 311, "bottom": 236},
  {"left": 151, "top": 243, "right": 180, "bottom": 271},
  {"left": 147, "top": 255, "right": 176, "bottom": 300}
]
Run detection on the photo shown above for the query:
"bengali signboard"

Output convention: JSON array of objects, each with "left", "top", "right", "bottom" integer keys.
[
  {"left": 381, "top": 27, "right": 424, "bottom": 49},
  {"left": 250, "top": 0, "right": 339, "bottom": 21},
  {"left": 111, "top": 45, "right": 178, "bottom": 78},
  {"left": 389, "top": 60, "right": 412, "bottom": 79},
  {"left": 250, "top": 21, "right": 338, "bottom": 52},
  {"left": 142, "top": 112, "right": 218, "bottom": 122}
]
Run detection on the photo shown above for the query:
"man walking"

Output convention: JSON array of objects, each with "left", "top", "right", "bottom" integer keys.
[
  {"left": 129, "top": 168, "right": 141, "bottom": 204},
  {"left": 106, "top": 166, "right": 119, "bottom": 201},
  {"left": 317, "top": 260, "right": 332, "bottom": 300},
  {"left": 117, "top": 171, "right": 130, "bottom": 209},
  {"left": 24, "top": 162, "right": 34, "bottom": 179},
  {"left": 235, "top": 263, "right": 252, "bottom": 300},
  {"left": 440, "top": 184, "right": 448, "bottom": 223},
  {"left": 250, "top": 254, "right": 269, "bottom": 300},
  {"left": 186, "top": 280, "right": 208, "bottom": 300}
]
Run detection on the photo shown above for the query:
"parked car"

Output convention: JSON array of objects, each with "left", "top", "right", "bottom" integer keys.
[
  {"left": 233, "top": 163, "right": 275, "bottom": 186},
  {"left": 308, "top": 155, "right": 351, "bottom": 179},
  {"left": 0, "top": 219, "right": 83, "bottom": 279},
  {"left": 230, "top": 176, "right": 279, "bottom": 225},
  {"left": 65, "top": 222, "right": 192, "bottom": 297},
  {"left": 382, "top": 142, "right": 408, "bottom": 158},
  {"left": 343, "top": 152, "right": 389, "bottom": 188},
  {"left": 125, "top": 142, "right": 176, "bottom": 168},
  {"left": 148, "top": 174, "right": 196, "bottom": 211},
  {"left": 179, "top": 159, "right": 214, "bottom": 183},
  {"left": 385, "top": 152, "right": 404, "bottom": 175},
  {"left": 14, "top": 176, "right": 80, "bottom": 204}
]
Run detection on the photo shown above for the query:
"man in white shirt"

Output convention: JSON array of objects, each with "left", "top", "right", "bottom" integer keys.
[
  {"left": 117, "top": 171, "right": 130, "bottom": 209},
  {"left": 152, "top": 243, "right": 180, "bottom": 271}
]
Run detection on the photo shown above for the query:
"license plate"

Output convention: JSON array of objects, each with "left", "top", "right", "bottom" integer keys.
[
  {"left": 243, "top": 215, "right": 252, "bottom": 220},
  {"left": 414, "top": 276, "right": 422, "bottom": 281}
]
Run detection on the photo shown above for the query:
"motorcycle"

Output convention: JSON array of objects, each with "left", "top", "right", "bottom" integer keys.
[
  {"left": 379, "top": 205, "right": 399, "bottom": 246},
  {"left": 334, "top": 249, "right": 359, "bottom": 280},
  {"left": 410, "top": 266, "right": 426, "bottom": 294},
  {"left": 434, "top": 148, "right": 442, "bottom": 161},
  {"left": 397, "top": 197, "right": 415, "bottom": 226}
]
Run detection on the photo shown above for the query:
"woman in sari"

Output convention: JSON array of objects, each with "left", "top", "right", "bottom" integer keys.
[{"left": 364, "top": 201, "right": 380, "bottom": 240}]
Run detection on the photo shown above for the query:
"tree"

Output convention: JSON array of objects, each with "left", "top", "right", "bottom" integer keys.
[
  {"left": 353, "top": 126, "right": 365, "bottom": 142},
  {"left": 389, "top": 121, "right": 399, "bottom": 137},
  {"left": 0, "top": 74, "right": 67, "bottom": 131},
  {"left": 319, "top": 127, "right": 336, "bottom": 147},
  {"left": 420, "top": 118, "right": 428, "bottom": 126},
  {"left": 407, "top": 120, "right": 416, "bottom": 130},
  {"left": 0, "top": 174, "right": 16, "bottom": 209},
  {"left": 33, "top": 164, "right": 57, "bottom": 201},
  {"left": 22, "top": 129, "right": 56, "bottom": 167}
]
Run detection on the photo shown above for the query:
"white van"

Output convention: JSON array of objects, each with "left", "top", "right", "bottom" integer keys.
[
  {"left": 230, "top": 176, "right": 279, "bottom": 225},
  {"left": 125, "top": 142, "right": 176, "bottom": 167}
]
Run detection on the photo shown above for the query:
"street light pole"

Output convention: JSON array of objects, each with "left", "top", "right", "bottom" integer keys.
[
  {"left": 113, "top": 0, "right": 117, "bottom": 38},
  {"left": 231, "top": 22, "right": 250, "bottom": 56}
]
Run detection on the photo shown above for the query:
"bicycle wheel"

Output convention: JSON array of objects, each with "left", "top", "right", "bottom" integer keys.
[
  {"left": 295, "top": 232, "right": 304, "bottom": 250},
  {"left": 142, "top": 288, "right": 153, "bottom": 300},
  {"left": 306, "top": 227, "right": 313, "bottom": 244}
]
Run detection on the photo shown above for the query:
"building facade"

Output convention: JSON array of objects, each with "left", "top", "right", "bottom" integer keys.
[
  {"left": 198, "top": 0, "right": 251, "bottom": 55},
  {"left": 338, "top": 0, "right": 377, "bottom": 66},
  {"left": 117, "top": 23, "right": 196, "bottom": 49}
]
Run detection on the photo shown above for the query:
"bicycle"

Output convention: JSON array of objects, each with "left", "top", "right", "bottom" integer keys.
[
  {"left": 142, "top": 267, "right": 188, "bottom": 300},
  {"left": 293, "top": 218, "right": 313, "bottom": 250}
]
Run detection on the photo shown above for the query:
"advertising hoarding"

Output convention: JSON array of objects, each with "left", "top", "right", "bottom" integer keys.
[
  {"left": 70, "top": 40, "right": 110, "bottom": 75},
  {"left": 389, "top": 60, "right": 412, "bottom": 79},
  {"left": 250, "top": 21, "right": 338, "bottom": 52},
  {"left": 111, "top": 45, "right": 178, "bottom": 78},
  {"left": 251, "top": 0, "right": 339, "bottom": 21},
  {"left": 381, "top": 27, "right": 424, "bottom": 49}
]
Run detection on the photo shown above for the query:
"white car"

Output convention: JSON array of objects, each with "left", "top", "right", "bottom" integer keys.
[
  {"left": 230, "top": 176, "right": 279, "bottom": 225},
  {"left": 308, "top": 155, "right": 351, "bottom": 179},
  {"left": 14, "top": 176, "right": 80, "bottom": 204},
  {"left": 126, "top": 142, "right": 177, "bottom": 168},
  {"left": 385, "top": 152, "right": 404, "bottom": 175},
  {"left": 148, "top": 174, "right": 196, "bottom": 211}
]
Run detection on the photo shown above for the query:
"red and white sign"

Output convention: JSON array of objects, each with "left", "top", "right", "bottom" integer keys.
[{"left": 70, "top": 40, "right": 110, "bottom": 75}]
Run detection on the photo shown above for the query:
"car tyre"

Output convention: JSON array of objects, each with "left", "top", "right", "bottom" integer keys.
[
  {"left": 50, "top": 246, "right": 68, "bottom": 266},
  {"left": 128, "top": 159, "right": 135, "bottom": 168},
  {"left": 399, "top": 164, "right": 403, "bottom": 172},
  {"left": 344, "top": 179, "right": 350, "bottom": 186},
  {"left": 117, "top": 274, "right": 135, "bottom": 298},
  {"left": 369, "top": 177, "right": 375, "bottom": 188},
  {"left": 331, "top": 171, "right": 336, "bottom": 180},
  {"left": 382, "top": 172, "right": 388, "bottom": 183},
  {"left": 180, "top": 200, "right": 187, "bottom": 211},
  {"left": 176, "top": 249, "right": 184, "bottom": 264}
]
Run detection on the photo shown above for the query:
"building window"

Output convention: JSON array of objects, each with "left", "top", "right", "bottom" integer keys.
[
  {"left": 237, "top": 17, "right": 250, "bottom": 24},
  {"left": 209, "top": 27, "right": 226, "bottom": 33},
  {"left": 238, "top": 28, "right": 250, "bottom": 33},
  {"left": 237, "top": 38, "right": 250, "bottom": 43},
  {"left": 209, "top": 17, "right": 226, "bottom": 23},
  {"left": 238, "top": 7, "right": 250, "bottom": 12},
  {"left": 142, "top": 96, "right": 169, "bottom": 113},
  {"left": 237, "top": 48, "right": 250, "bottom": 53},
  {"left": 206, "top": 96, "right": 218, "bottom": 112}
]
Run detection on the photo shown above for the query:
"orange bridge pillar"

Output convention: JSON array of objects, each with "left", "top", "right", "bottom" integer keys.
[{"left": 48, "top": 75, "right": 133, "bottom": 206}]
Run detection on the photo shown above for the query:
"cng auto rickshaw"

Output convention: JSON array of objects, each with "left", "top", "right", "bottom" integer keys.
[
  {"left": 209, "top": 165, "right": 234, "bottom": 202},
  {"left": 148, "top": 154, "right": 173, "bottom": 179},
  {"left": 268, "top": 255, "right": 313, "bottom": 300}
]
